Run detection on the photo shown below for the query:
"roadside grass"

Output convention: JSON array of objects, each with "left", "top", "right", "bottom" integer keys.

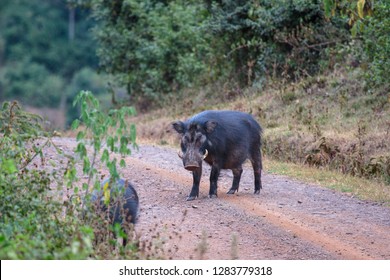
[
  {"left": 130, "top": 66, "right": 389, "bottom": 206},
  {"left": 134, "top": 120, "right": 390, "bottom": 206},
  {"left": 264, "top": 158, "right": 390, "bottom": 206},
  {"left": 61, "top": 65, "right": 389, "bottom": 206}
]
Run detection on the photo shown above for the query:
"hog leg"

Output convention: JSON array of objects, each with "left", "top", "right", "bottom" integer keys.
[
  {"left": 251, "top": 149, "right": 262, "bottom": 194},
  {"left": 187, "top": 166, "right": 202, "bottom": 201},
  {"left": 227, "top": 166, "right": 243, "bottom": 194},
  {"left": 209, "top": 165, "right": 220, "bottom": 198}
]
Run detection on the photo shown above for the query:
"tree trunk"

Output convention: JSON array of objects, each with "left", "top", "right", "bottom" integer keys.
[{"left": 68, "top": 7, "right": 75, "bottom": 42}]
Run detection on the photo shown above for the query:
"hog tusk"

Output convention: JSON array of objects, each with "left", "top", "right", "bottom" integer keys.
[
  {"left": 178, "top": 151, "right": 183, "bottom": 159},
  {"left": 202, "top": 149, "right": 208, "bottom": 159}
]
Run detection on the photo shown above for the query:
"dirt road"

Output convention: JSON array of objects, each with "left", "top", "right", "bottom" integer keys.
[
  {"left": 53, "top": 138, "right": 390, "bottom": 260},
  {"left": 123, "top": 144, "right": 390, "bottom": 260}
]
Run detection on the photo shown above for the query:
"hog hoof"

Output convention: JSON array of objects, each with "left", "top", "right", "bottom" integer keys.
[
  {"left": 186, "top": 195, "right": 197, "bottom": 201},
  {"left": 227, "top": 188, "right": 237, "bottom": 194},
  {"left": 208, "top": 194, "right": 218, "bottom": 199},
  {"left": 254, "top": 189, "right": 260, "bottom": 194}
]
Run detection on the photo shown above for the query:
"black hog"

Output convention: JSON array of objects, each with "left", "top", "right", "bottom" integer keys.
[
  {"left": 172, "top": 110, "right": 263, "bottom": 201},
  {"left": 91, "top": 178, "right": 139, "bottom": 245}
]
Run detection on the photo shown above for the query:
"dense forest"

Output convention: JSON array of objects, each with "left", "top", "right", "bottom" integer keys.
[
  {"left": 0, "top": 0, "right": 388, "bottom": 122},
  {"left": 0, "top": 0, "right": 104, "bottom": 125}
]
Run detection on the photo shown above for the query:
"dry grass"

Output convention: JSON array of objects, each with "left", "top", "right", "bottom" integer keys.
[
  {"left": 60, "top": 66, "right": 389, "bottom": 205},
  {"left": 131, "top": 66, "right": 390, "bottom": 205},
  {"left": 264, "top": 158, "right": 390, "bottom": 206}
]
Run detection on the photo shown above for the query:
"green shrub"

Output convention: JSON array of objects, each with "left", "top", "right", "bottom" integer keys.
[
  {"left": 65, "top": 67, "right": 109, "bottom": 124},
  {"left": 0, "top": 101, "right": 93, "bottom": 259},
  {"left": 322, "top": 0, "right": 389, "bottom": 91},
  {"left": 361, "top": 1, "right": 390, "bottom": 90},
  {"left": 0, "top": 60, "right": 64, "bottom": 107},
  {"left": 91, "top": 0, "right": 212, "bottom": 107},
  {"left": 205, "top": 0, "right": 349, "bottom": 85},
  {"left": 0, "top": 93, "right": 161, "bottom": 259}
]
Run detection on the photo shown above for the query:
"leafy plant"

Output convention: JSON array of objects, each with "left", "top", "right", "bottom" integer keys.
[
  {"left": 0, "top": 100, "right": 94, "bottom": 259},
  {"left": 0, "top": 0, "right": 100, "bottom": 123},
  {"left": 71, "top": 91, "right": 166, "bottom": 259},
  {"left": 206, "top": 0, "right": 349, "bottom": 85},
  {"left": 90, "top": 0, "right": 212, "bottom": 107},
  {"left": 361, "top": 1, "right": 390, "bottom": 90},
  {"left": 71, "top": 90, "right": 136, "bottom": 217},
  {"left": 322, "top": 0, "right": 389, "bottom": 90},
  {"left": 322, "top": 0, "right": 373, "bottom": 36},
  {"left": 0, "top": 93, "right": 158, "bottom": 259}
]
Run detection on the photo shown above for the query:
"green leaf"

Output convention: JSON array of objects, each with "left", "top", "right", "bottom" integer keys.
[
  {"left": 83, "top": 157, "right": 91, "bottom": 174},
  {"left": 71, "top": 119, "right": 80, "bottom": 130},
  {"left": 101, "top": 149, "right": 109, "bottom": 163},
  {"left": 323, "top": 0, "right": 333, "bottom": 18},
  {"left": 76, "top": 143, "right": 87, "bottom": 158},
  {"left": 357, "top": 0, "right": 365, "bottom": 19},
  {"left": 107, "top": 136, "right": 114, "bottom": 152},
  {"left": 351, "top": 23, "right": 358, "bottom": 37},
  {"left": 76, "top": 131, "right": 85, "bottom": 141},
  {"left": 0, "top": 159, "right": 18, "bottom": 174},
  {"left": 130, "top": 124, "right": 137, "bottom": 143}
]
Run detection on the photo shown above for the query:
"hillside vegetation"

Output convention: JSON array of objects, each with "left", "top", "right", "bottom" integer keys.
[
  {"left": 136, "top": 63, "right": 390, "bottom": 189},
  {"left": 2, "top": 0, "right": 387, "bottom": 189},
  {"left": 82, "top": 0, "right": 390, "bottom": 184}
]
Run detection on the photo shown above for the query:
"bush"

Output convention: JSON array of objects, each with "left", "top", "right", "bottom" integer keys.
[
  {"left": 205, "top": 0, "right": 350, "bottom": 85},
  {"left": 361, "top": 1, "right": 390, "bottom": 90},
  {"left": 0, "top": 60, "right": 64, "bottom": 107},
  {"left": 321, "top": 0, "right": 389, "bottom": 91},
  {"left": 65, "top": 67, "right": 108, "bottom": 123},
  {"left": 91, "top": 0, "right": 212, "bottom": 107},
  {"left": 0, "top": 94, "right": 161, "bottom": 259},
  {"left": 0, "top": 101, "right": 93, "bottom": 259}
]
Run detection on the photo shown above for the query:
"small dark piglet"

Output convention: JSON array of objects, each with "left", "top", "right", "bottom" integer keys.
[{"left": 91, "top": 178, "right": 139, "bottom": 245}]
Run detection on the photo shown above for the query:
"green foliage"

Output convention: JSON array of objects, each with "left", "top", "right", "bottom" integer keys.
[
  {"left": 89, "top": 0, "right": 358, "bottom": 103},
  {"left": 65, "top": 67, "right": 109, "bottom": 123},
  {"left": 0, "top": 101, "right": 93, "bottom": 259},
  {"left": 91, "top": 0, "right": 212, "bottom": 106},
  {"left": 0, "top": 101, "right": 43, "bottom": 137},
  {"left": 0, "top": 0, "right": 97, "bottom": 75},
  {"left": 1, "top": 0, "right": 387, "bottom": 119},
  {"left": 0, "top": 95, "right": 152, "bottom": 259},
  {"left": 88, "top": 0, "right": 386, "bottom": 103},
  {"left": 71, "top": 90, "right": 136, "bottom": 195},
  {"left": 322, "top": 0, "right": 373, "bottom": 32},
  {"left": 206, "top": 0, "right": 349, "bottom": 85},
  {"left": 361, "top": 1, "right": 390, "bottom": 89},
  {"left": 67, "top": 68, "right": 107, "bottom": 98},
  {"left": 0, "top": 0, "right": 101, "bottom": 124},
  {"left": 322, "top": 0, "right": 389, "bottom": 90},
  {"left": 0, "top": 59, "right": 63, "bottom": 107},
  {"left": 71, "top": 91, "right": 141, "bottom": 258}
]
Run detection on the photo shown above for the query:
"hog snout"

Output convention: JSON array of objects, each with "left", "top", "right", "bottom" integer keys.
[
  {"left": 183, "top": 154, "right": 201, "bottom": 171},
  {"left": 184, "top": 163, "right": 200, "bottom": 171},
  {"left": 178, "top": 149, "right": 208, "bottom": 171}
]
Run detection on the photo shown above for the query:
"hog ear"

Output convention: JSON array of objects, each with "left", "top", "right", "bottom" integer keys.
[
  {"left": 172, "top": 121, "right": 185, "bottom": 134},
  {"left": 205, "top": 120, "right": 218, "bottom": 133}
]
